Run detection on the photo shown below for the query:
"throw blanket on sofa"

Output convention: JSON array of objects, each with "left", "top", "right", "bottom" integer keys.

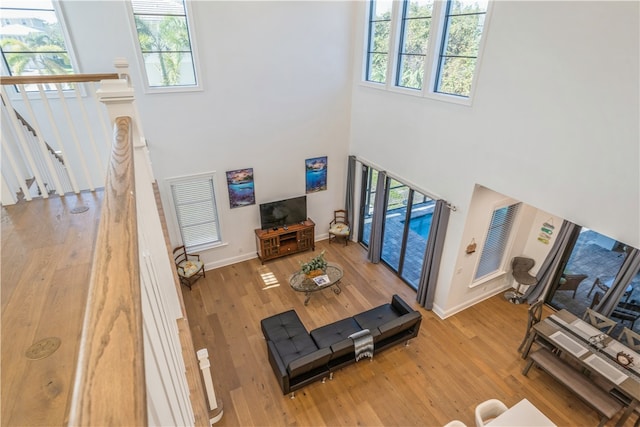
[{"left": 349, "top": 329, "right": 373, "bottom": 362}]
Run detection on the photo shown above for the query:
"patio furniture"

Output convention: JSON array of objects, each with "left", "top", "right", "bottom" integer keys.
[
  {"left": 587, "top": 277, "right": 633, "bottom": 302},
  {"left": 556, "top": 273, "right": 588, "bottom": 299},
  {"left": 611, "top": 302, "right": 640, "bottom": 330},
  {"left": 505, "top": 257, "right": 537, "bottom": 304}
]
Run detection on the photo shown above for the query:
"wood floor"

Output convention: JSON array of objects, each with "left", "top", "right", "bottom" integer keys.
[
  {"left": 2, "top": 192, "right": 636, "bottom": 426},
  {"left": 1, "top": 191, "right": 102, "bottom": 426},
  {"left": 182, "top": 241, "right": 637, "bottom": 427}
]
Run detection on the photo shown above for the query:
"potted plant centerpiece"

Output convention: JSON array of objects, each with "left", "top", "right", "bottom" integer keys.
[{"left": 300, "top": 250, "right": 327, "bottom": 279}]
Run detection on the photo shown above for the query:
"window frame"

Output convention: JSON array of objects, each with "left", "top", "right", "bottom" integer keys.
[
  {"left": 361, "top": 0, "right": 492, "bottom": 105},
  {"left": 126, "top": 0, "right": 203, "bottom": 94},
  {"left": 471, "top": 201, "right": 521, "bottom": 286},
  {"left": 165, "top": 172, "right": 223, "bottom": 252},
  {"left": 0, "top": 0, "right": 80, "bottom": 95}
]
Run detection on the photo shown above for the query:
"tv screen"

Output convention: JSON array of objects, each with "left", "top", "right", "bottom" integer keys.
[{"left": 259, "top": 196, "right": 307, "bottom": 230}]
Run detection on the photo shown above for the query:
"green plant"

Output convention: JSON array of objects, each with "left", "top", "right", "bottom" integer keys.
[{"left": 300, "top": 250, "right": 327, "bottom": 275}]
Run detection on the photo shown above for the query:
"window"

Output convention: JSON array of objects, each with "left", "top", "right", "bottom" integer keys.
[
  {"left": 169, "top": 174, "right": 221, "bottom": 251},
  {"left": 130, "top": 0, "right": 198, "bottom": 90},
  {"left": 365, "top": 1, "right": 393, "bottom": 84},
  {"left": 0, "top": 0, "right": 76, "bottom": 78},
  {"left": 364, "top": 0, "right": 489, "bottom": 100},
  {"left": 474, "top": 203, "right": 520, "bottom": 280}
]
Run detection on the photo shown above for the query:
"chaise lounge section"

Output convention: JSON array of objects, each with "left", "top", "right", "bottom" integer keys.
[{"left": 261, "top": 294, "right": 422, "bottom": 396}]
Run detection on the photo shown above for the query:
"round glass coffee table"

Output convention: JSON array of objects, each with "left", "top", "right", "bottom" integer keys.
[{"left": 289, "top": 262, "right": 343, "bottom": 305}]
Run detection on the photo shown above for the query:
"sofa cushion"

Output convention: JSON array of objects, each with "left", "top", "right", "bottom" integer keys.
[
  {"left": 353, "top": 303, "right": 399, "bottom": 335},
  {"left": 287, "top": 347, "right": 332, "bottom": 378},
  {"left": 261, "top": 310, "right": 319, "bottom": 367},
  {"left": 378, "top": 311, "right": 421, "bottom": 341},
  {"left": 310, "top": 317, "right": 362, "bottom": 349}
]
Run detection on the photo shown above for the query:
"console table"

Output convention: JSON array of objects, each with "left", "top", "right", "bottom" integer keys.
[
  {"left": 289, "top": 262, "right": 343, "bottom": 305},
  {"left": 255, "top": 219, "right": 315, "bottom": 264}
]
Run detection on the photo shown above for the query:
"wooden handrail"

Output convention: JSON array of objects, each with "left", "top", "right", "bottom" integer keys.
[
  {"left": 0, "top": 73, "right": 119, "bottom": 85},
  {"left": 68, "top": 116, "right": 146, "bottom": 426}
]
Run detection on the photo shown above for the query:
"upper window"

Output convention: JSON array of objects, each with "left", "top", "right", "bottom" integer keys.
[
  {"left": 364, "top": 0, "right": 489, "bottom": 101},
  {"left": 130, "top": 0, "right": 199, "bottom": 90},
  {"left": 474, "top": 202, "right": 520, "bottom": 281},
  {"left": 0, "top": 0, "right": 76, "bottom": 78},
  {"left": 168, "top": 173, "right": 222, "bottom": 251}
]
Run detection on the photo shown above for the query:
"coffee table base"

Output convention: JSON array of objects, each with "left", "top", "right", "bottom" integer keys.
[{"left": 303, "top": 282, "right": 341, "bottom": 305}]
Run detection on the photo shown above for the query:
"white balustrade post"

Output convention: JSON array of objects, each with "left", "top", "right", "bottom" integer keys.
[
  {"left": 97, "top": 60, "right": 154, "bottom": 183},
  {"left": 197, "top": 349, "right": 223, "bottom": 425}
]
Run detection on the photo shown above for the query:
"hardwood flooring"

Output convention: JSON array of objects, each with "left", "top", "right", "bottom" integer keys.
[
  {"left": 1, "top": 191, "right": 102, "bottom": 426},
  {"left": 182, "top": 241, "right": 637, "bottom": 427},
  {"left": 2, "top": 192, "right": 636, "bottom": 426}
]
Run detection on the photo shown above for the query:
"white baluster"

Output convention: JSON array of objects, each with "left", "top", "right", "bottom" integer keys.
[
  {"left": 197, "top": 348, "right": 223, "bottom": 425},
  {"left": 37, "top": 84, "right": 80, "bottom": 193}
]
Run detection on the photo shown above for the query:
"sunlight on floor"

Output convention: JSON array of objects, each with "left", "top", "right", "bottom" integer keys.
[{"left": 258, "top": 266, "right": 280, "bottom": 290}]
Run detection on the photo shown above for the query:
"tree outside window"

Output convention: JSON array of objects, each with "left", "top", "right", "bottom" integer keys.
[
  {"left": 0, "top": 0, "right": 74, "bottom": 78},
  {"left": 131, "top": 0, "right": 197, "bottom": 88}
]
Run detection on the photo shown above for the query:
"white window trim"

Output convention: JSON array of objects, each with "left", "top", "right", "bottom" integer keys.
[
  {"left": 1, "top": 0, "right": 82, "bottom": 100},
  {"left": 164, "top": 171, "right": 224, "bottom": 252},
  {"left": 469, "top": 199, "right": 521, "bottom": 288},
  {"left": 125, "top": 0, "right": 203, "bottom": 95},
  {"left": 360, "top": 0, "right": 493, "bottom": 106}
]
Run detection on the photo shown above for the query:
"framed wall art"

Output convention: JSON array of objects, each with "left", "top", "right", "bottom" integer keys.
[
  {"left": 305, "top": 156, "right": 327, "bottom": 193},
  {"left": 226, "top": 168, "right": 255, "bottom": 208}
]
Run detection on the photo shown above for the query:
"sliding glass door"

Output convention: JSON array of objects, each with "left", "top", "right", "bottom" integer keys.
[
  {"left": 358, "top": 166, "right": 434, "bottom": 289},
  {"left": 547, "top": 227, "right": 640, "bottom": 332}
]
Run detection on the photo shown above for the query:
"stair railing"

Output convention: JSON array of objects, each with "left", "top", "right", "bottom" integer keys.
[{"left": 0, "top": 73, "right": 118, "bottom": 203}]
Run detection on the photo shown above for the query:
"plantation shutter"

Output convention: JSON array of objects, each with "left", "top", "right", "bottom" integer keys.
[
  {"left": 170, "top": 176, "right": 220, "bottom": 249},
  {"left": 474, "top": 203, "right": 520, "bottom": 280}
]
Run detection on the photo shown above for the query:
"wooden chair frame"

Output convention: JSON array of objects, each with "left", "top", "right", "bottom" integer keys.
[
  {"left": 173, "top": 245, "right": 205, "bottom": 290},
  {"left": 582, "top": 308, "right": 616, "bottom": 335},
  {"left": 328, "top": 209, "right": 350, "bottom": 246}
]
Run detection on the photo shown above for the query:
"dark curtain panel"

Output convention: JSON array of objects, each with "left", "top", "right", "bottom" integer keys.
[
  {"left": 345, "top": 155, "right": 356, "bottom": 233},
  {"left": 416, "top": 199, "right": 451, "bottom": 309},
  {"left": 596, "top": 248, "right": 640, "bottom": 316},
  {"left": 367, "top": 171, "right": 387, "bottom": 264},
  {"left": 524, "top": 220, "right": 580, "bottom": 303}
]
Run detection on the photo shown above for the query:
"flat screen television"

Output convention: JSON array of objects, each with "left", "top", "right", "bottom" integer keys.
[{"left": 259, "top": 196, "right": 307, "bottom": 230}]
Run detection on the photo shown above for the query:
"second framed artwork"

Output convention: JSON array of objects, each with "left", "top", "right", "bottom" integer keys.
[
  {"left": 226, "top": 168, "right": 255, "bottom": 208},
  {"left": 305, "top": 156, "right": 327, "bottom": 194}
]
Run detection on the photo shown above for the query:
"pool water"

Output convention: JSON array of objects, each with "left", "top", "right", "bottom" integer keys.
[{"left": 406, "top": 213, "right": 433, "bottom": 239}]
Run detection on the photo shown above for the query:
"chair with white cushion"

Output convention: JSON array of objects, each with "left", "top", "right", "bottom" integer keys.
[
  {"left": 173, "top": 245, "right": 205, "bottom": 290},
  {"left": 475, "top": 399, "right": 508, "bottom": 427},
  {"left": 329, "top": 209, "right": 350, "bottom": 246},
  {"left": 443, "top": 420, "right": 467, "bottom": 427}
]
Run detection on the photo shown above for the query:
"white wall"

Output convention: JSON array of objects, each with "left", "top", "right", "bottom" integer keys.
[
  {"left": 60, "top": 0, "right": 355, "bottom": 268},
  {"left": 349, "top": 1, "right": 639, "bottom": 313}
]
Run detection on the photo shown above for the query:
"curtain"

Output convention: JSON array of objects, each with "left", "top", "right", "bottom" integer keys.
[
  {"left": 345, "top": 155, "right": 356, "bottom": 233},
  {"left": 416, "top": 199, "right": 451, "bottom": 309},
  {"left": 367, "top": 171, "right": 386, "bottom": 264},
  {"left": 596, "top": 248, "right": 640, "bottom": 316},
  {"left": 524, "top": 220, "right": 579, "bottom": 303}
]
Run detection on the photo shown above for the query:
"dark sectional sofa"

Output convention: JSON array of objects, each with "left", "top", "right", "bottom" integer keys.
[{"left": 260, "top": 294, "right": 422, "bottom": 396}]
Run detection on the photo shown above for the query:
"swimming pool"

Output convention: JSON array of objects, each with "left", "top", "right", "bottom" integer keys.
[{"left": 405, "top": 213, "right": 433, "bottom": 239}]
